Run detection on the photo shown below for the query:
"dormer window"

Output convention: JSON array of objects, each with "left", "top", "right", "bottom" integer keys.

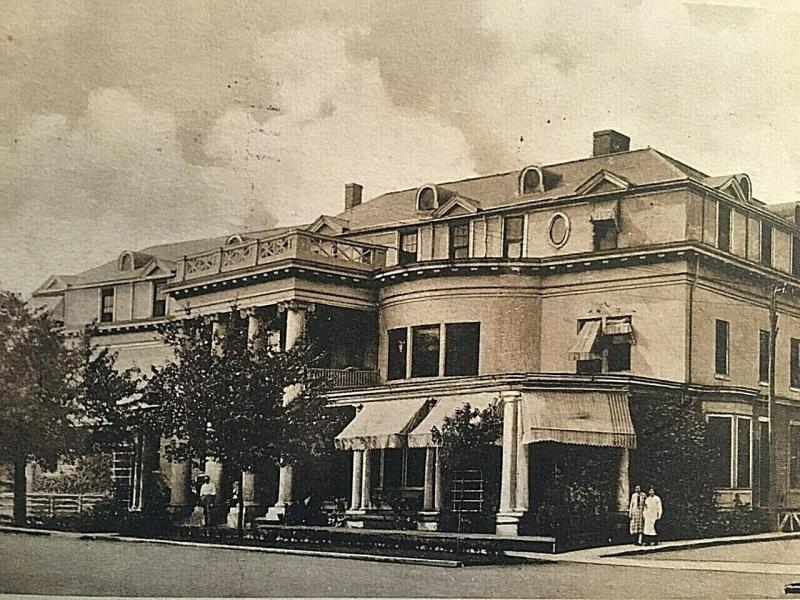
[
  {"left": 737, "top": 174, "right": 752, "bottom": 202},
  {"left": 520, "top": 166, "right": 544, "bottom": 195},
  {"left": 225, "top": 234, "right": 245, "bottom": 246},
  {"left": 416, "top": 185, "right": 438, "bottom": 211},
  {"left": 118, "top": 251, "right": 134, "bottom": 271}
]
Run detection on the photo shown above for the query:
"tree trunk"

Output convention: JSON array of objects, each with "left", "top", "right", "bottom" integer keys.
[
  {"left": 237, "top": 470, "right": 245, "bottom": 538},
  {"left": 13, "top": 455, "right": 27, "bottom": 527}
]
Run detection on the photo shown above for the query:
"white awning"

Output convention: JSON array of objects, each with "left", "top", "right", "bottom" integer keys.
[
  {"left": 407, "top": 393, "right": 498, "bottom": 448},
  {"left": 604, "top": 318, "right": 636, "bottom": 344},
  {"left": 568, "top": 320, "right": 602, "bottom": 360},
  {"left": 590, "top": 199, "right": 619, "bottom": 224},
  {"left": 520, "top": 390, "right": 636, "bottom": 449},
  {"left": 334, "top": 398, "right": 430, "bottom": 451}
]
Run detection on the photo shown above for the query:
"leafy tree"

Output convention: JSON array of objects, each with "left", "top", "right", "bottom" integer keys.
[
  {"left": 0, "top": 291, "right": 79, "bottom": 525},
  {"left": 431, "top": 401, "right": 502, "bottom": 532},
  {"left": 144, "top": 312, "right": 345, "bottom": 533}
]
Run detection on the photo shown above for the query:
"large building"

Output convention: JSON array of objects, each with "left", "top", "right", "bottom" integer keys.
[{"left": 32, "top": 130, "right": 800, "bottom": 536}]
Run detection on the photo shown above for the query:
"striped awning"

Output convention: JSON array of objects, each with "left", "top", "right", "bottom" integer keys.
[
  {"left": 520, "top": 390, "right": 636, "bottom": 449},
  {"left": 590, "top": 199, "right": 619, "bottom": 224},
  {"left": 334, "top": 398, "right": 429, "bottom": 451},
  {"left": 568, "top": 320, "right": 602, "bottom": 360},
  {"left": 407, "top": 393, "right": 498, "bottom": 448}
]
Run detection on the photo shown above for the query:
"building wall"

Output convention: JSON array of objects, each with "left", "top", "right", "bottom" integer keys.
[
  {"left": 95, "top": 330, "right": 173, "bottom": 374},
  {"left": 133, "top": 281, "right": 153, "bottom": 319}
]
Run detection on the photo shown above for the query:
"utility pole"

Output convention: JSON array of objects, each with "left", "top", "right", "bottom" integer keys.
[{"left": 768, "top": 282, "right": 786, "bottom": 524}]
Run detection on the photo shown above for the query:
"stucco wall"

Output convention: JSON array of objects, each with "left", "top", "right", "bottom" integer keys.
[
  {"left": 96, "top": 330, "right": 173, "bottom": 374},
  {"left": 617, "top": 190, "right": 689, "bottom": 248},
  {"left": 64, "top": 287, "right": 100, "bottom": 327},
  {"left": 133, "top": 281, "right": 152, "bottom": 319}
]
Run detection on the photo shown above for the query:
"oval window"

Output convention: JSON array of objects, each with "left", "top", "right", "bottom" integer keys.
[{"left": 549, "top": 213, "right": 570, "bottom": 247}]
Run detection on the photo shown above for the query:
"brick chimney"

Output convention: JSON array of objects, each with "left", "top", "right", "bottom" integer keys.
[
  {"left": 593, "top": 130, "right": 630, "bottom": 157},
  {"left": 345, "top": 183, "right": 363, "bottom": 211}
]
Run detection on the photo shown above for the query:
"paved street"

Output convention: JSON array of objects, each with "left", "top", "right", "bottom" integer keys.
[{"left": 0, "top": 531, "right": 797, "bottom": 598}]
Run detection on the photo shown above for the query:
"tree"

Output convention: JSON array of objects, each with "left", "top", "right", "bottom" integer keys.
[
  {"left": 144, "top": 312, "right": 346, "bottom": 533},
  {"left": 0, "top": 291, "right": 79, "bottom": 525}
]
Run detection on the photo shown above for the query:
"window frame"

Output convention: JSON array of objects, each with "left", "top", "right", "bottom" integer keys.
[
  {"left": 444, "top": 322, "right": 480, "bottom": 377},
  {"left": 152, "top": 281, "right": 167, "bottom": 318},
  {"left": 715, "top": 319, "right": 730, "bottom": 377},
  {"left": 375, "top": 448, "right": 426, "bottom": 491},
  {"left": 592, "top": 219, "right": 618, "bottom": 251},
  {"left": 410, "top": 324, "right": 441, "bottom": 378},
  {"left": 760, "top": 222, "right": 773, "bottom": 267},
  {"left": 707, "top": 413, "right": 752, "bottom": 490},
  {"left": 100, "top": 287, "right": 115, "bottom": 323},
  {"left": 791, "top": 338, "right": 800, "bottom": 390},
  {"left": 387, "top": 327, "right": 408, "bottom": 381},
  {"left": 759, "top": 329, "right": 771, "bottom": 385},
  {"left": 398, "top": 229, "right": 419, "bottom": 265},
  {"left": 502, "top": 215, "right": 525, "bottom": 259},
  {"left": 717, "top": 202, "right": 732, "bottom": 253},
  {"left": 449, "top": 222, "right": 470, "bottom": 260}
]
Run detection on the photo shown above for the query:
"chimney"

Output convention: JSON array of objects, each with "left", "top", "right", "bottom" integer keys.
[
  {"left": 345, "top": 183, "right": 363, "bottom": 211},
  {"left": 593, "top": 130, "right": 630, "bottom": 157}
]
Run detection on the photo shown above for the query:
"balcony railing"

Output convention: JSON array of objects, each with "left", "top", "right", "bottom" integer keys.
[
  {"left": 308, "top": 368, "right": 379, "bottom": 389},
  {"left": 177, "top": 231, "right": 388, "bottom": 282}
]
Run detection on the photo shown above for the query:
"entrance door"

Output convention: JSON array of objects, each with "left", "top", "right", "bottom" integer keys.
[{"left": 758, "top": 420, "right": 770, "bottom": 507}]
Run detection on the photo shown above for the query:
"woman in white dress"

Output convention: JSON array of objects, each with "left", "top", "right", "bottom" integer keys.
[{"left": 642, "top": 487, "right": 663, "bottom": 546}]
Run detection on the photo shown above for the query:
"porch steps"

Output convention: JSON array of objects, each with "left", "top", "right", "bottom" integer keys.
[{"left": 253, "top": 522, "right": 557, "bottom": 554}]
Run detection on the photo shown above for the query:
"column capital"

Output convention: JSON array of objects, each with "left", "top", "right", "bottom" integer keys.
[
  {"left": 499, "top": 390, "right": 523, "bottom": 403},
  {"left": 278, "top": 300, "right": 316, "bottom": 314}
]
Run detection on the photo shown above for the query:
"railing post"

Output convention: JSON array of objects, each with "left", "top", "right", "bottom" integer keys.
[
  {"left": 49, "top": 495, "right": 54, "bottom": 518},
  {"left": 217, "top": 247, "right": 224, "bottom": 273}
]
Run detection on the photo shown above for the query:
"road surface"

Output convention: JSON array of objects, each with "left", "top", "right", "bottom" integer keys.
[{"left": 0, "top": 531, "right": 793, "bottom": 598}]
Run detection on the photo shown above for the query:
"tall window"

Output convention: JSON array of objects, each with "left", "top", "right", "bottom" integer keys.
[
  {"left": 761, "top": 222, "right": 773, "bottom": 267},
  {"left": 707, "top": 415, "right": 751, "bottom": 489},
  {"left": 791, "top": 338, "right": 800, "bottom": 389},
  {"left": 593, "top": 220, "right": 618, "bottom": 251},
  {"left": 759, "top": 330, "right": 771, "bottom": 384},
  {"left": 503, "top": 216, "right": 524, "bottom": 259},
  {"left": 398, "top": 230, "right": 418, "bottom": 265},
  {"left": 790, "top": 424, "right": 800, "bottom": 490},
  {"left": 607, "top": 343, "right": 631, "bottom": 372},
  {"left": 411, "top": 325, "right": 440, "bottom": 378},
  {"left": 445, "top": 322, "right": 480, "bottom": 376},
  {"left": 152, "top": 282, "right": 167, "bottom": 318},
  {"left": 449, "top": 223, "right": 470, "bottom": 260},
  {"left": 717, "top": 203, "right": 732, "bottom": 252},
  {"left": 100, "top": 288, "right": 115, "bottom": 323},
  {"left": 387, "top": 328, "right": 408, "bottom": 380},
  {"left": 377, "top": 448, "right": 426, "bottom": 490},
  {"left": 715, "top": 319, "right": 730, "bottom": 376}
]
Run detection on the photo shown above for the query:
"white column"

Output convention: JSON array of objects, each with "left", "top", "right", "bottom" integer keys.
[
  {"left": 207, "top": 315, "right": 227, "bottom": 503},
  {"left": 433, "top": 448, "right": 444, "bottom": 512},
  {"left": 247, "top": 309, "right": 263, "bottom": 351},
  {"left": 423, "top": 447, "right": 436, "bottom": 511},
  {"left": 360, "top": 449, "right": 373, "bottom": 510},
  {"left": 515, "top": 401, "right": 530, "bottom": 513},
  {"left": 499, "top": 392, "right": 520, "bottom": 513},
  {"left": 617, "top": 448, "right": 630, "bottom": 512},
  {"left": 169, "top": 457, "right": 192, "bottom": 514},
  {"left": 350, "top": 450, "right": 363, "bottom": 511}
]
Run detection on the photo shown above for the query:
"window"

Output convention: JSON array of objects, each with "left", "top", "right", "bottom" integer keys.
[
  {"left": 417, "top": 186, "right": 436, "bottom": 211},
  {"left": 399, "top": 230, "right": 418, "bottom": 265},
  {"left": 593, "top": 220, "right": 618, "bottom": 251},
  {"left": 445, "top": 322, "right": 480, "bottom": 376},
  {"left": 119, "top": 253, "right": 133, "bottom": 271},
  {"left": 377, "top": 448, "right": 426, "bottom": 490},
  {"left": 793, "top": 236, "right": 800, "bottom": 278},
  {"left": 790, "top": 424, "right": 800, "bottom": 490},
  {"left": 387, "top": 328, "right": 408, "bottom": 380},
  {"left": 152, "top": 282, "right": 167, "bottom": 318},
  {"left": 503, "top": 216, "right": 524, "bottom": 259},
  {"left": 761, "top": 222, "right": 773, "bottom": 267},
  {"left": 100, "top": 288, "right": 115, "bottom": 323},
  {"left": 791, "top": 338, "right": 800, "bottom": 389},
  {"left": 449, "top": 223, "right": 470, "bottom": 260},
  {"left": 717, "top": 203, "right": 732, "bottom": 252},
  {"left": 715, "top": 319, "right": 729, "bottom": 376},
  {"left": 759, "top": 330, "right": 771, "bottom": 384},
  {"left": 411, "top": 325, "right": 440, "bottom": 378},
  {"left": 707, "top": 415, "right": 751, "bottom": 489},
  {"left": 549, "top": 213, "right": 570, "bottom": 247},
  {"left": 520, "top": 166, "right": 542, "bottom": 194},
  {"left": 576, "top": 358, "right": 602, "bottom": 375},
  {"left": 607, "top": 343, "right": 631, "bottom": 372}
]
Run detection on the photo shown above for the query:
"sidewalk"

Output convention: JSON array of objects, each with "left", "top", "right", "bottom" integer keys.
[{"left": 509, "top": 530, "right": 800, "bottom": 576}]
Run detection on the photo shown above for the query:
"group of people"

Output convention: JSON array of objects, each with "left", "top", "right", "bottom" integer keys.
[{"left": 628, "top": 485, "right": 662, "bottom": 546}]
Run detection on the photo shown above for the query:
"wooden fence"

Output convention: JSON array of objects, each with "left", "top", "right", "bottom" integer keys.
[{"left": 0, "top": 492, "right": 107, "bottom": 518}]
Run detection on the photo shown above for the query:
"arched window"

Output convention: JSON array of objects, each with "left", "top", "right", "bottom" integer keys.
[
  {"left": 416, "top": 185, "right": 438, "bottom": 211},
  {"left": 737, "top": 175, "right": 752, "bottom": 202},
  {"left": 225, "top": 234, "right": 244, "bottom": 246},
  {"left": 118, "top": 251, "right": 134, "bottom": 271},
  {"left": 520, "top": 166, "right": 544, "bottom": 195}
]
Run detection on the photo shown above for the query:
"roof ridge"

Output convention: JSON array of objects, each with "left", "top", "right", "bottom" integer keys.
[{"left": 649, "top": 147, "right": 709, "bottom": 179}]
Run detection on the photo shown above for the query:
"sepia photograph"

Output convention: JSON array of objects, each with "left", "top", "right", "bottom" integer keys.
[{"left": 2, "top": 1, "right": 800, "bottom": 598}]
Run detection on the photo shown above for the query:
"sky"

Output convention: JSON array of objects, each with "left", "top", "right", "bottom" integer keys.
[{"left": 2, "top": 0, "right": 800, "bottom": 294}]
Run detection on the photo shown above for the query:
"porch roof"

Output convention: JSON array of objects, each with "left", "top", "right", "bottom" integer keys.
[
  {"left": 520, "top": 390, "right": 636, "bottom": 449},
  {"left": 407, "top": 392, "right": 498, "bottom": 448},
  {"left": 334, "top": 398, "right": 429, "bottom": 451}
]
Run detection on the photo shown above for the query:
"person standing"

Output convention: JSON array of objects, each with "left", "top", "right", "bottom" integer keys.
[
  {"left": 642, "top": 487, "right": 663, "bottom": 546},
  {"left": 628, "top": 485, "right": 646, "bottom": 545},
  {"left": 199, "top": 475, "right": 217, "bottom": 527}
]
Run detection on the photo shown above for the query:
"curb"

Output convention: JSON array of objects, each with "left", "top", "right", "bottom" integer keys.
[
  {"left": 0, "top": 526, "right": 466, "bottom": 568},
  {"left": 605, "top": 531, "right": 800, "bottom": 558}
]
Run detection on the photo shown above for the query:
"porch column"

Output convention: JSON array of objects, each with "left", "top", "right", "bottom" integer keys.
[
  {"left": 168, "top": 457, "right": 193, "bottom": 515},
  {"left": 206, "top": 315, "right": 227, "bottom": 504},
  {"left": 617, "top": 448, "right": 630, "bottom": 512},
  {"left": 497, "top": 390, "right": 523, "bottom": 536},
  {"left": 350, "top": 450, "right": 363, "bottom": 510},
  {"left": 423, "top": 447, "right": 436, "bottom": 511},
  {"left": 264, "top": 301, "right": 315, "bottom": 522},
  {"left": 515, "top": 400, "right": 530, "bottom": 513},
  {"left": 360, "top": 449, "right": 373, "bottom": 510},
  {"left": 433, "top": 448, "right": 444, "bottom": 512}
]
